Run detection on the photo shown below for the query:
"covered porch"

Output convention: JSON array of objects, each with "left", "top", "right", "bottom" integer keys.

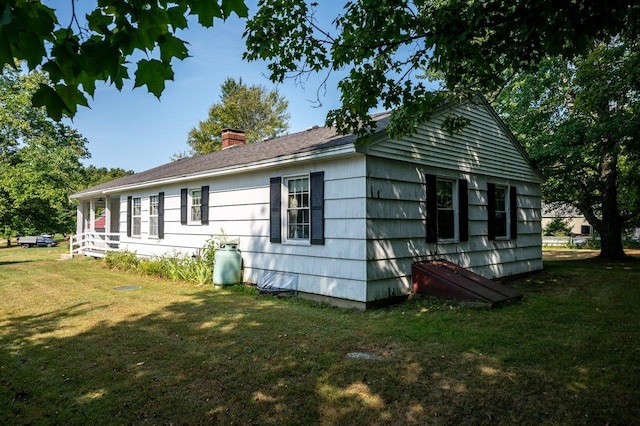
[{"left": 71, "top": 195, "right": 121, "bottom": 257}]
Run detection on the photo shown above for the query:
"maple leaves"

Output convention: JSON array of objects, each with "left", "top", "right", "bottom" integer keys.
[{"left": 0, "top": 0, "right": 248, "bottom": 120}]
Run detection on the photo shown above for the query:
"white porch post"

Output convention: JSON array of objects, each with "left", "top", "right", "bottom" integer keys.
[
  {"left": 76, "top": 202, "right": 84, "bottom": 237},
  {"left": 89, "top": 199, "right": 96, "bottom": 229},
  {"left": 104, "top": 196, "right": 111, "bottom": 234}
]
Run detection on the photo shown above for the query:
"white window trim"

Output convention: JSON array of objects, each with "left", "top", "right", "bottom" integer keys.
[
  {"left": 149, "top": 195, "right": 159, "bottom": 238},
  {"left": 436, "top": 178, "right": 459, "bottom": 243},
  {"left": 282, "top": 174, "right": 311, "bottom": 245},
  {"left": 132, "top": 196, "right": 142, "bottom": 237},
  {"left": 188, "top": 188, "right": 202, "bottom": 225}
]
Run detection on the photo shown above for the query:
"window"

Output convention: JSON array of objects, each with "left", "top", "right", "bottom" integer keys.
[
  {"left": 149, "top": 195, "right": 159, "bottom": 237},
  {"left": 132, "top": 197, "right": 141, "bottom": 237},
  {"left": 494, "top": 186, "right": 507, "bottom": 238},
  {"left": 426, "top": 174, "right": 468, "bottom": 243},
  {"left": 190, "top": 189, "right": 202, "bottom": 222},
  {"left": 286, "top": 176, "right": 310, "bottom": 240},
  {"left": 437, "top": 180, "right": 455, "bottom": 239},
  {"left": 487, "top": 183, "right": 518, "bottom": 240},
  {"left": 181, "top": 186, "right": 209, "bottom": 225},
  {"left": 581, "top": 224, "right": 591, "bottom": 235},
  {"left": 270, "top": 172, "right": 324, "bottom": 245}
]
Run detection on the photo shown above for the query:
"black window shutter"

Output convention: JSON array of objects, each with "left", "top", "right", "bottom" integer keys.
[
  {"left": 269, "top": 177, "right": 281, "bottom": 243},
  {"left": 458, "top": 179, "right": 469, "bottom": 242},
  {"left": 310, "top": 171, "right": 325, "bottom": 245},
  {"left": 180, "top": 188, "right": 187, "bottom": 225},
  {"left": 126, "top": 196, "right": 132, "bottom": 237},
  {"left": 487, "top": 182, "right": 496, "bottom": 241},
  {"left": 158, "top": 192, "right": 165, "bottom": 239},
  {"left": 425, "top": 174, "right": 437, "bottom": 243},
  {"left": 510, "top": 186, "right": 518, "bottom": 239},
  {"left": 201, "top": 185, "right": 209, "bottom": 224}
]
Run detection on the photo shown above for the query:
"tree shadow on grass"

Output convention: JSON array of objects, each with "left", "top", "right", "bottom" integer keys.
[
  {"left": 0, "top": 260, "right": 32, "bottom": 266},
  {"left": 1, "top": 287, "right": 638, "bottom": 425}
]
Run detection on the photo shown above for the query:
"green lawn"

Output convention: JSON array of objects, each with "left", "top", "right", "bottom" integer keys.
[{"left": 1, "top": 244, "right": 639, "bottom": 425}]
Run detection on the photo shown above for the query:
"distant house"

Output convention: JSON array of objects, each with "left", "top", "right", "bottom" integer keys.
[
  {"left": 71, "top": 100, "right": 543, "bottom": 309},
  {"left": 541, "top": 204, "right": 593, "bottom": 236}
]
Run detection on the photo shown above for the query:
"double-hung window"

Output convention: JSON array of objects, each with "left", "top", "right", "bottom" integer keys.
[
  {"left": 190, "top": 189, "right": 202, "bottom": 222},
  {"left": 132, "top": 197, "right": 141, "bottom": 237},
  {"left": 494, "top": 186, "right": 508, "bottom": 238},
  {"left": 180, "top": 186, "right": 209, "bottom": 225},
  {"left": 436, "top": 180, "right": 455, "bottom": 239},
  {"left": 426, "top": 174, "right": 468, "bottom": 243},
  {"left": 269, "top": 172, "right": 324, "bottom": 245},
  {"left": 487, "top": 183, "right": 518, "bottom": 240},
  {"left": 149, "top": 195, "right": 159, "bottom": 237},
  {"left": 286, "top": 176, "right": 310, "bottom": 241}
]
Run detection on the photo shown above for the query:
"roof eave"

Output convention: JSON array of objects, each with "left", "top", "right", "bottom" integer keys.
[{"left": 71, "top": 143, "right": 358, "bottom": 199}]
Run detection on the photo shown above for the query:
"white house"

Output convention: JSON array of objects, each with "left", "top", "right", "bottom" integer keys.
[{"left": 71, "top": 100, "right": 543, "bottom": 309}]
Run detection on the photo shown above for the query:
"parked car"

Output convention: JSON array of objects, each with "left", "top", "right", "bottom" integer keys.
[{"left": 17, "top": 235, "right": 58, "bottom": 248}]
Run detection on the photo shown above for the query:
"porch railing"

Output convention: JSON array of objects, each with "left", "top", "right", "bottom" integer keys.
[{"left": 70, "top": 232, "right": 120, "bottom": 257}]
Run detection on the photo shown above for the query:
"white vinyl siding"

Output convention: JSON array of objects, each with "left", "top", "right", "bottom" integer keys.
[
  {"left": 365, "top": 102, "right": 541, "bottom": 183},
  {"left": 117, "top": 156, "right": 369, "bottom": 304},
  {"left": 365, "top": 156, "right": 542, "bottom": 298}
]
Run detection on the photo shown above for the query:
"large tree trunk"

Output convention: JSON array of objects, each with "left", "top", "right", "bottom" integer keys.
[{"left": 597, "top": 141, "right": 626, "bottom": 259}]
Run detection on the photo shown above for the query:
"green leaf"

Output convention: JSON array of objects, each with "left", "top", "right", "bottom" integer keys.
[
  {"left": 0, "top": 28, "right": 15, "bottom": 67},
  {"left": 80, "top": 38, "right": 121, "bottom": 79},
  {"left": 0, "top": 1, "right": 12, "bottom": 26},
  {"left": 42, "top": 60, "right": 64, "bottom": 83},
  {"left": 189, "top": 1, "right": 223, "bottom": 27},
  {"left": 134, "top": 59, "right": 174, "bottom": 98},
  {"left": 158, "top": 34, "right": 189, "bottom": 63},
  {"left": 86, "top": 9, "right": 113, "bottom": 34},
  {"left": 222, "top": 0, "right": 249, "bottom": 18},
  {"left": 54, "top": 83, "right": 89, "bottom": 116},
  {"left": 31, "top": 84, "right": 66, "bottom": 121},
  {"left": 167, "top": 5, "right": 189, "bottom": 30},
  {"left": 75, "top": 71, "right": 97, "bottom": 97},
  {"left": 15, "top": 31, "right": 47, "bottom": 69}
]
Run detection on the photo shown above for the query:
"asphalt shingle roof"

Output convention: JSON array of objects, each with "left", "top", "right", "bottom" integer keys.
[{"left": 72, "top": 112, "right": 392, "bottom": 198}]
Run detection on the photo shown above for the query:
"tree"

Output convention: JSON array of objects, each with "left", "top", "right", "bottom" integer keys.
[
  {"left": 244, "top": 0, "right": 639, "bottom": 139},
  {"left": 186, "top": 77, "right": 289, "bottom": 154},
  {"left": 494, "top": 38, "right": 640, "bottom": 259},
  {"left": 82, "top": 165, "right": 134, "bottom": 188},
  {"left": 543, "top": 217, "right": 571, "bottom": 237},
  {"left": 0, "top": 0, "right": 248, "bottom": 120},
  {"left": 0, "top": 65, "right": 89, "bottom": 243}
]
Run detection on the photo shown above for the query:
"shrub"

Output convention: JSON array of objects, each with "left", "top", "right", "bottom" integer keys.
[
  {"left": 103, "top": 237, "right": 226, "bottom": 285},
  {"left": 104, "top": 250, "right": 140, "bottom": 271},
  {"left": 543, "top": 216, "right": 571, "bottom": 236}
]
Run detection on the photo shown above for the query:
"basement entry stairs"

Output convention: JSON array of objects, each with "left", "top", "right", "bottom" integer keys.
[{"left": 412, "top": 260, "right": 523, "bottom": 308}]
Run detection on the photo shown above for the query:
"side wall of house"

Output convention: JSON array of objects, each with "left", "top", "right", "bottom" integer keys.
[
  {"left": 364, "top": 103, "right": 542, "bottom": 301},
  {"left": 115, "top": 154, "right": 369, "bottom": 303}
]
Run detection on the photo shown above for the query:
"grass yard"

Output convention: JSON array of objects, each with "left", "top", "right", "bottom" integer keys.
[{"left": 1, "top": 244, "right": 639, "bottom": 425}]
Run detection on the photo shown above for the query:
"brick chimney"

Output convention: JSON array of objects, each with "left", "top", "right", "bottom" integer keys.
[{"left": 221, "top": 128, "right": 246, "bottom": 149}]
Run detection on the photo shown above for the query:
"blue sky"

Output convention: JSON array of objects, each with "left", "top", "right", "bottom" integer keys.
[{"left": 53, "top": 2, "right": 351, "bottom": 172}]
